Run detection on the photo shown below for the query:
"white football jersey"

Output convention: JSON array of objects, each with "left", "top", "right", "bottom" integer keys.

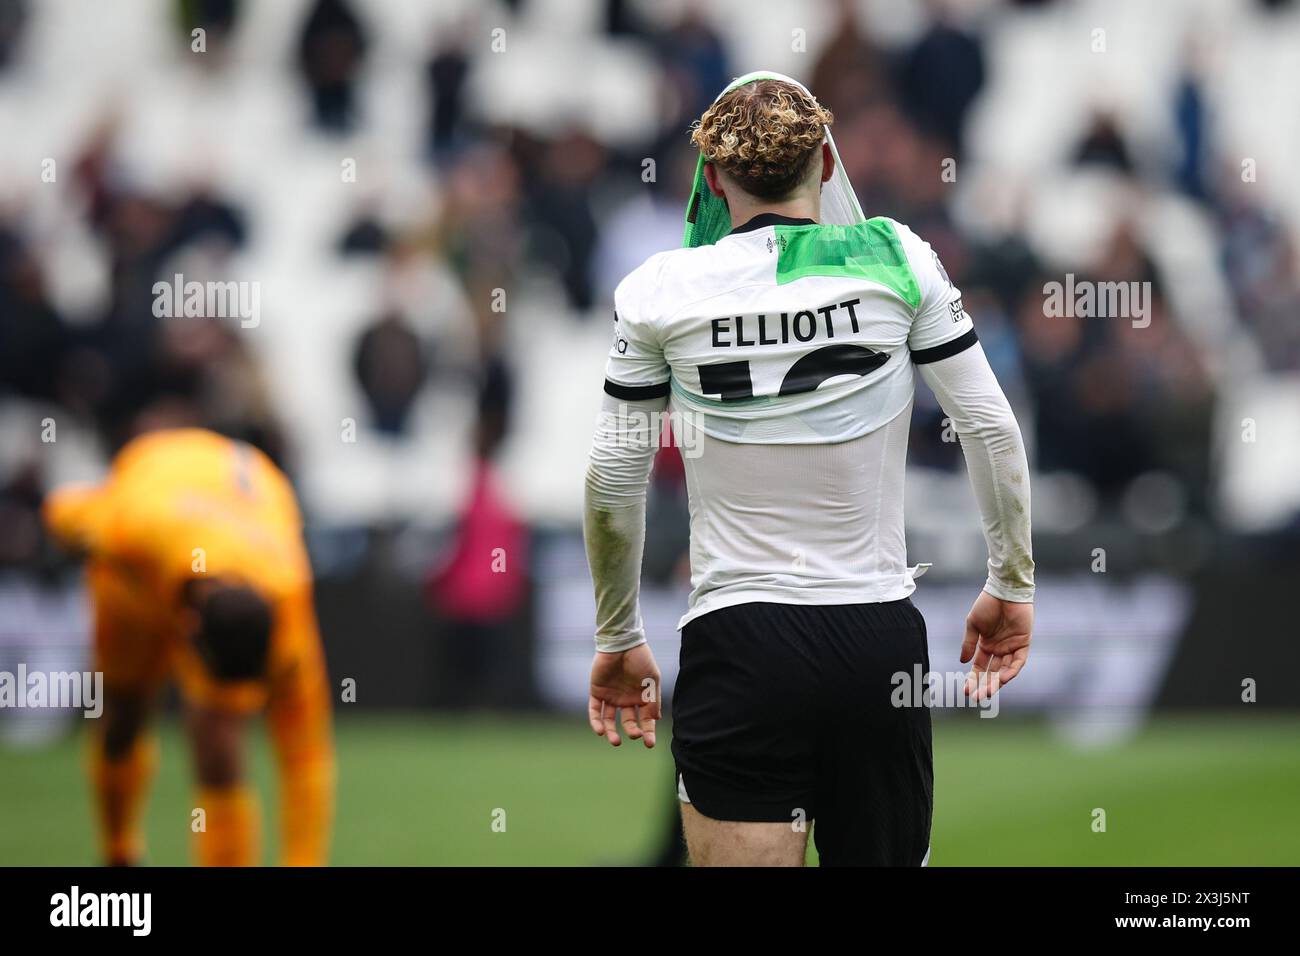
[{"left": 604, "top": 214, "right": 979, "bottom": 626}]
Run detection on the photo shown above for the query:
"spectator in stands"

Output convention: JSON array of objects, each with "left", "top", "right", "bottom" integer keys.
[
  {"left": 0, "top": 229, "right": 69, "bottom": 404},
  {"left": 653, "top": 4, "right": 730, "bottom": 122},
  {"left": 0, "top": 0, "right": 27, "bottom": 71},
  {"left": 1074, "top": 111, "right": 1135, "bottom": 173},
  {"left": 424, "top": 353, "right": 531, "bottom": 709},
  {"left": 810, "top": 0, "right": 889, "bottom": 121},
  {"left": 352, "top": 312, "right": 429, "bottom": 436},
  {"left": 1172, "top": 42, "right": 1212, "bottom": 202},
  {"left": 1219, "top": 181, "right": 1300, "bottom": 372},
  {"left": 897, "top": 1, "right": 986, "bottom": 157},
  {"left": 433, "top": 143, "right": 524, "bottom": 298},
  {"left": 522, "top": 130, "right": 608, "bottom": 312},
  {"left": 296, "top": 0, "right": 368, "bottom": 133},
  {"left": 426, "top": 32, "right": 472, "bottom": 161}
]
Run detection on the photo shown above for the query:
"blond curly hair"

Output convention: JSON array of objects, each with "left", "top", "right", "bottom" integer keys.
[{"left": 690, "top": 79, "right": 833, "bottom": 200}]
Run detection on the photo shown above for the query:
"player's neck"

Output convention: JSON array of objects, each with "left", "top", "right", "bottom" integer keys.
[{"left": 728, "top": 195, "right": 821, "bottom": 231}]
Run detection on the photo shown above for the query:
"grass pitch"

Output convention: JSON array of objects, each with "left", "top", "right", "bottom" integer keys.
[{"left": 1, "top": 714, "right": 1296, "bottom": 865}]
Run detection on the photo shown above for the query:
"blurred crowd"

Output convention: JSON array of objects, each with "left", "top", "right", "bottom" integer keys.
[{"left": 2, "top": 0, "right": 1299, "bottom": 615}]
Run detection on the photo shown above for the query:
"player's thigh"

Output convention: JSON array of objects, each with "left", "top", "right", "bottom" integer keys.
[
  {"left": 681, "top": 802, "right": 807, "bottom": 867},
  {"left": 671, "top": 604, "right": 822, "bottom": 827},
  {"left": 90, "top": 580, "right": 170, "bottom": 756},
  {"left": 813, "top": 599, "right": 933, "bottom": 866},
  {"left": 99, "top": 685, "right": 160, "bottom": 759},
  {"left": 90, "top": 567, "right": 173, "bottom": 693},
  {"left": 813, "top": 705, "right": 932, "bottom": 866}
]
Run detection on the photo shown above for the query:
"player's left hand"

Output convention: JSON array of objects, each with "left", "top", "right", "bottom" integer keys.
[{"left": 588, "top": 644, "right": 661, "bottom": 748}]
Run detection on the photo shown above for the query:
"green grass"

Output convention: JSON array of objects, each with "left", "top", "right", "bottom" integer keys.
[{"left": 1, "top": 715, "right": 1297, "bottom": 865}]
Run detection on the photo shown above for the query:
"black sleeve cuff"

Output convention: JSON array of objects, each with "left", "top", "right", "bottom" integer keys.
[
  {"left": 911, "top": 329, "right": 979, "bottom": 365},
  {"left": 604, "top": 379, "right": 670, "bottom": 400}
]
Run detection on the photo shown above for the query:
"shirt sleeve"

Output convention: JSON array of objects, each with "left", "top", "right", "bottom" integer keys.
[
  {"left": 895, "top": 221, "right": 978, "bottom": 364},
  {"left": 585, "top": 258, "right": 671, "bottom": 652},
  {"left": 584, "top": 392, "right": 665, "bottom": 651},
  {"left": 917, "top": 343, "right": 1035, "bottom": 602},
  {"left": 604, "top": 261, "right": 670, "bottom": 400},
  {"left": 43, "top": 482, "right": 114, "bottom": 556}
]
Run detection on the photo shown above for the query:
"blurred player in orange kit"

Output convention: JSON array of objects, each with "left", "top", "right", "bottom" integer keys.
[{"left": 43, "top": 428, "right": 334, "bottom": 866}]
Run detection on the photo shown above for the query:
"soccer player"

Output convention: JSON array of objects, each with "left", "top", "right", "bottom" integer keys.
[
  {"left": 583, "top": 78, "right": 1034, "bottom": 866},
  {"left": 43, "top": 428, "right": 334, "bottom": 866}
]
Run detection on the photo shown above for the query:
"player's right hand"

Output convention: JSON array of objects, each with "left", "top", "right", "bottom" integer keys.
[
  {"left": 588, "top": 643, "right": 661, "bottom": 749},
  {"left": 961, "top": 591, "right": 1033, "bottom": 701}
]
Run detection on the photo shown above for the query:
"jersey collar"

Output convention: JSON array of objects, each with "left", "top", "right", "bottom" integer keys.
[{"left": 729, "top": 213, "right": 817, "bottom": 235}]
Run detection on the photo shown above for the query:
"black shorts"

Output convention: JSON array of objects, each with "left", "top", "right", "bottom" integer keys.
[{"left": 671, "top": 599, "right": 932, "bottom": 866}]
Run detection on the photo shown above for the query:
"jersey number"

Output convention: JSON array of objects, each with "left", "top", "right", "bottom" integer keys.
[{"left": 697, "top": 345, "right": 888, "bottom": 402}]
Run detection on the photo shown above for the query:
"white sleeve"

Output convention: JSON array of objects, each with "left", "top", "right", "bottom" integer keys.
[
  {"left": 585, "top": 274, "right": 670, "bottom": 652},
  {"left": 918, "top": 343, "right": 1036, "bottom": 603},
  {"left": 584, "top": 392, "right": 666, "bottom": 651}
]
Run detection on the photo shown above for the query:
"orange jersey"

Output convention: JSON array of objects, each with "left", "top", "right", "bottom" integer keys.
[
  {"left": 45, "top": 429, "right": 320, "bottom": 712},
  {"left": 46, "top": 428, "right": 310, "bottom": 603}
]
